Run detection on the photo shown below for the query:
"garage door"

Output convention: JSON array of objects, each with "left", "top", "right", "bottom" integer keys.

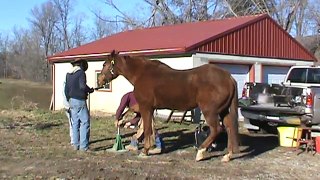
[
  {"left": 215, "top": 64, "right": 250, "bottom": 97},
  {"left": 263, "top": 66, "right": 290, "bottom": 84}
]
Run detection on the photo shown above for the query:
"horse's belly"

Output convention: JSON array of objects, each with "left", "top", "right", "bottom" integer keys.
[{"left": 155, "top": 97, "right": 197, "bottom": 110}]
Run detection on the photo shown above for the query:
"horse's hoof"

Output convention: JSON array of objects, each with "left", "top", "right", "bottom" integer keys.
[
  {"left": 195, "top": 148, "right": 206, "bottom": 161},
  {"left": 221, "top": 154, "right": 231, "bottom": 162}
]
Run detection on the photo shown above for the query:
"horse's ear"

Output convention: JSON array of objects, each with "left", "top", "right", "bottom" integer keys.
[{"left": 110, "top": 50, "right": 119, "bottom": 57}]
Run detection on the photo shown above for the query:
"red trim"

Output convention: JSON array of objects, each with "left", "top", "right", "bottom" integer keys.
[{"left": 249, "top": 65, "right": 255, "bottom": 82}]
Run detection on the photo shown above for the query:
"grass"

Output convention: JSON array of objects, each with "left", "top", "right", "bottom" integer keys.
[
  {"left": 0, "top": 78, "right": 52, "bottom": 110},
  {"left": 0, "top": 79, "right": 197, "bottom": 153},
  {"left": 0, "top": 107, "right": 195, "bottom": 159}
]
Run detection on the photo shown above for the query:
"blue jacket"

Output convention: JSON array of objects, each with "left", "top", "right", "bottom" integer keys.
[{"left": 65, "top": 68, "right": 91, "bottom": 100}]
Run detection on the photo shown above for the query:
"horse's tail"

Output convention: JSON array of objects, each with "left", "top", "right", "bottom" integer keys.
[{"left": 230, "top": 77, "right": 240, "bottom": 153}]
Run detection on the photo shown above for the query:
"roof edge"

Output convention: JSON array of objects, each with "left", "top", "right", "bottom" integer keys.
[{"left": 48, "top": 47, "right": 186, "bottom": 63}]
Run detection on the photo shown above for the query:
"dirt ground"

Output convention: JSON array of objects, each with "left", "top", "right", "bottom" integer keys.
[{"left": 1, "top": 109, "right": 320, "bottom": 180}]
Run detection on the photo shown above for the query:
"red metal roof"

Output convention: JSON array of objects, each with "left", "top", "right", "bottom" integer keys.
[{"left": 48, "top": 14, "right": 317, "bottom": 62}]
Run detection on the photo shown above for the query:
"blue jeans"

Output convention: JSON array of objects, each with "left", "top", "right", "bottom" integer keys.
[
  {"left": 69, "top": 98, "right": 90, "bottom": 150},
  {"left": 130, "top": 131, "right": 163, "bottom": 149}
]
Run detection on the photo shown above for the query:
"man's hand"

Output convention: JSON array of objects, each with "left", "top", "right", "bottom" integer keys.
[
  {"left": 114, "top": 119, "right": 125, "bottom": 127},
  {"left": 89, "top": 88, "right": 94, "bottom": 93},
  {"left": 124, "top": 122, "right": 131, "bottom": 128}
]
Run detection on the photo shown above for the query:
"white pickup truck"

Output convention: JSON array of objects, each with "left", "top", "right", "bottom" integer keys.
[{"left": 240, "top": 66, "right": 320, "bottom": 133}]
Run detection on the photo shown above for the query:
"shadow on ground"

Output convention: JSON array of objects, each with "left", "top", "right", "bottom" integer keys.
[{"left": 161, "top": 129, "right": 279, "bottom": 160}]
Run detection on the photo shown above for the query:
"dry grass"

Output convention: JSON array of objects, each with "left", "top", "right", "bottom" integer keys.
[{"left": 0, "top": 78, "right": 52, "bottom": 110}]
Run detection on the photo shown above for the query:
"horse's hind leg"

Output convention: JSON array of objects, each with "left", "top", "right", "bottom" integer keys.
[
  {"left": 221, "top": 110, "right": 239, "bottom": 162},
  {"left": 196, "top": 109, "right": 222, "bottom": 161}
]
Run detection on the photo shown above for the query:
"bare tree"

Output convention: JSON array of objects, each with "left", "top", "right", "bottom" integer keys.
[
  {"left": 221, "top": 0, "right": 315, "bottom": 36},
  {"left": 53, "top": 0, "right": 74, "bottom": 50},
  {"left": 29, "top": 1, "right": 58, "bottom": 81},
  {"left": 0, "top": 33, "right": 9, "bottom": 78},
  {"left": 71, "top": 15, "right": 87, "bottom": 47},
  {"left": 91, "top": 11, "right": 115, "bottom": 40},
  {"left": 98, "top": 0, "right": 222, "bottom": 29}
]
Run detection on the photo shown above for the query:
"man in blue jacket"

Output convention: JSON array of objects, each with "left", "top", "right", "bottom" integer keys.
[{"left": 65, "top": 58, "right": 94, "bottom": 151}]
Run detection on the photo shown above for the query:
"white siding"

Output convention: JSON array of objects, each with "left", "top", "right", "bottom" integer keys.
[{"left": 156, "top": 56, "right": 194, "bottom": 70}]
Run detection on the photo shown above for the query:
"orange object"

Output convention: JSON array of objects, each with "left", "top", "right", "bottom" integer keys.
[{"left": 315, "top": 136, "right": 320, "bottom": 153}]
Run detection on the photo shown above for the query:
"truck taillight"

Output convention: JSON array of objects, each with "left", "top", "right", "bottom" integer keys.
[
  {"left": 306, "top": 93, "right": 313, "bottom": 108},
  {"left": 242, "top": 86, "right": 247, "bottom": 98}
]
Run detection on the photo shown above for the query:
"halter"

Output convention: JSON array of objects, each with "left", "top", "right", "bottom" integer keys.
[{"left": 109, "top": 59, "right": 115, "bottom": 75}]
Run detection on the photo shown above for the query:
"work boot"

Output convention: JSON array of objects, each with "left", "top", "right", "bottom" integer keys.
[
  {"left": 126, "top": 139, "right": 138, "bottom": 151},
  {"left": 149, "top": 133, "right": 163, "bottom": 155},
  {"left": 148, "top": 147, "right": 162, "bottom": 155},
  {"left": 125, "top": 144, "right": 138, "bottom": 151},
  {"left": 80, "top": 148, "right": 93, "bottom": 153}
]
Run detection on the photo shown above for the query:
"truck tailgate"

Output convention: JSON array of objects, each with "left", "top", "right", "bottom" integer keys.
[{"left": 241, "top": 103, "right": 305, "bottom": 115}]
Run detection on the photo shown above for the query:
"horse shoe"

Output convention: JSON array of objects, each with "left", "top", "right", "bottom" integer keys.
[{"left": 195, "top": 148, "right": 206, "bottom": 161}]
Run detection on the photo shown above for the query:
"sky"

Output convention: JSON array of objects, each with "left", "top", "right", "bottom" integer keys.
[{"left": 0, "top": 0, "right": 144, "bottom": 34}]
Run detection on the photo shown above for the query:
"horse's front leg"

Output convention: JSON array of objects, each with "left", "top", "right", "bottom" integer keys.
[{"left": 140, "top": 107, "right": 154, "bottom": 156}]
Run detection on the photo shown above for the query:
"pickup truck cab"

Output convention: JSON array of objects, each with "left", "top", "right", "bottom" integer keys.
[{"left": 240, "top": 66, "right": 320, "bottom": 133}]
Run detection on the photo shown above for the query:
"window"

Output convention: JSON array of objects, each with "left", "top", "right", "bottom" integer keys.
[
  {"left": 95, "top": 71, "right": 111, "bottom": 91},
  {"left": 287, "top": 68, "right": 320, "bottom": 84},
  {"left": 307, "top": 69, "right": 320, "bottom": 84},
  {"left": 286, "top": 68, "right": 307, "bottom": 83}
]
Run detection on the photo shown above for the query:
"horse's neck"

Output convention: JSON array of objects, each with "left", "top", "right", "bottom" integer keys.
[{"left": 118, "top": 56, "right": 144, "bottom": 85}]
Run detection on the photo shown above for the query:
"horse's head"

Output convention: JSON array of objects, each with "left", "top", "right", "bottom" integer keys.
[{"left": 97, "top": 50, "right": 120, "bottom": 87}]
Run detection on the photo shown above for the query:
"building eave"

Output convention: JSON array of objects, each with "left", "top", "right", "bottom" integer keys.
[{"left": 48, "top": 47, "right": 187, "bottom": 63}]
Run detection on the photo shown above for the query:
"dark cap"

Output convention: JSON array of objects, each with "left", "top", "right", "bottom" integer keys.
[
  {"left": 71, "top": 58, "right": 87, "bottom": 65},
  {"left": 71, "top": 58, "right": 88, "bottom": 71}
]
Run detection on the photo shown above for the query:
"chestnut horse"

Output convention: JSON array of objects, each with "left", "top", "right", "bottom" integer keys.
[{"left": 98, "top": 51, "right": 240, "bottom": 162}]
